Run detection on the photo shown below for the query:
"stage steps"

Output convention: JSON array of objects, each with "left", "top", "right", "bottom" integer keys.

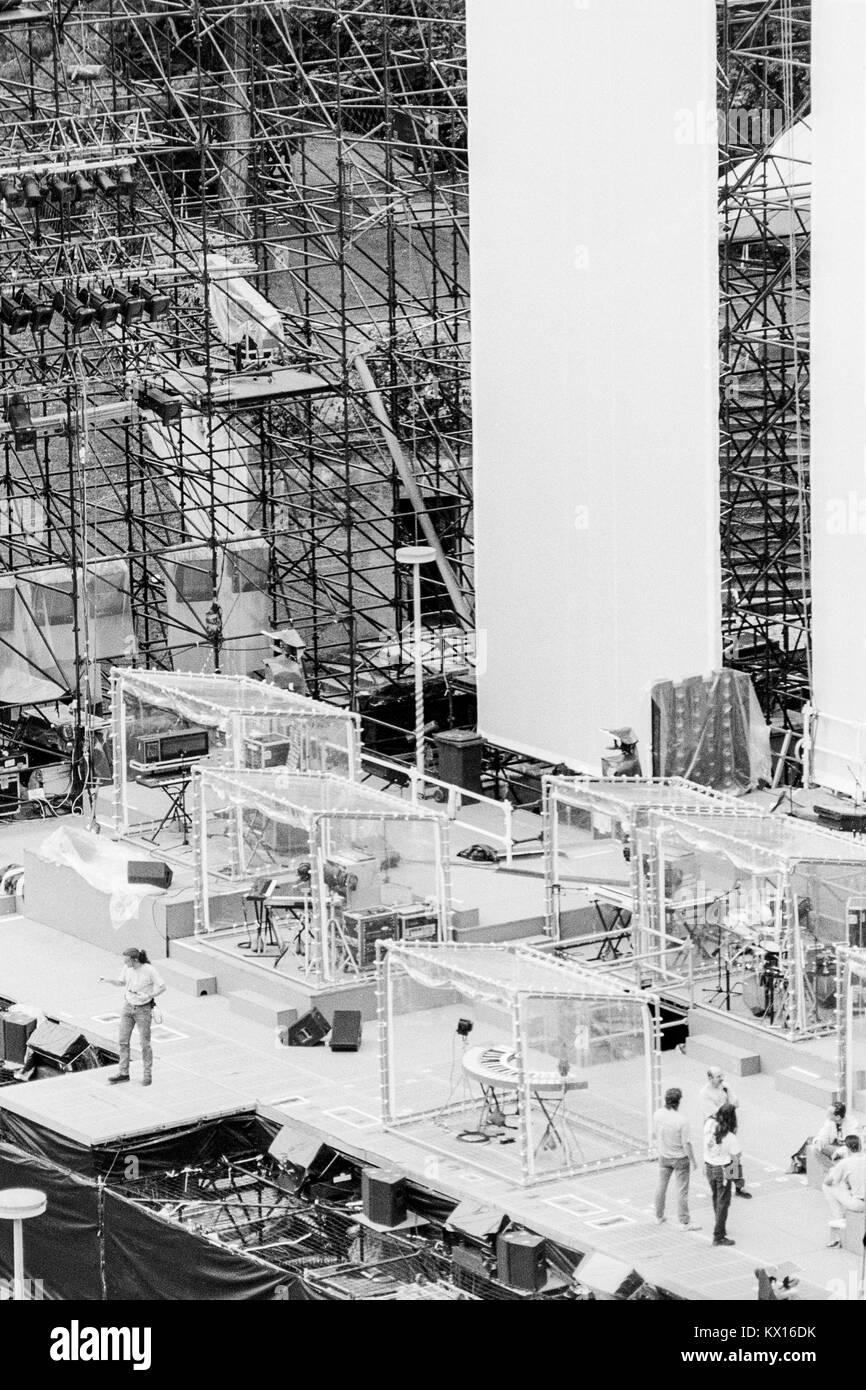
[
  {"left": 159, "top": 958, "right": 217, "bottom": 997},
  {"left": 774, "top": 1066, "right": 841, "bottom": 1109},
  {"left": 687, "top": 1005, "right": 839, "bottom": 1083},
  {"left": 685, "top": 1034, "right": 761, "bottom": 1077},
  {"left": 228, "top": 989, "right": 297, "bottom": 1032}
]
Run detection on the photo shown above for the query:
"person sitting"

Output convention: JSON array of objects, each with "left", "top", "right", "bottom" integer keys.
[
  {"left": 789, "top": 1101, "right": 848, "bottom": 1177},
  {"left": 823, "top": 1134, "right": 866, "bottom": 1248}
]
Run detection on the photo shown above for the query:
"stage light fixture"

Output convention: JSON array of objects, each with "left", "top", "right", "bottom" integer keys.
[
  {"left": 137, "top": 280, "right": 170, "bottom": 321},
  {"left": 21, "top": 173, "right": 41, "bottom": 208},
  {"left": 0, "top": 294, "right": 31, "bottom": 333},
  {"left": 138, "top": 384, "right": 182, "bottom": 426},
  {"left": 53, "top": 289, "right": 95, "bottom": 332},
  {"left": 110, "top": 284, "right": 145, "bottom": 325},
  {"left": 73, "top": 171, "right": 96, "bottom": 203},
  {"left": 0, "top": 178, "right": 23, "bottom": 209},
  {"left": 79, "top": 286, "right": 120, "bottom": 330},
  {"left": 115, "top": 165, "right": 134, "bottom": 197},
  {"left": 7, "top": 394, "right": 36, "bottom": 448},
  {"left": 456, "top": 1018, "right": 474, "bottom": 1038},
  {"left": 93, "top": 169, "right": 117, "bottom": 198},
  {"left": 16, "top": 290, "right": 52, "bottom": 330},
  {"left": 47, "top": 174, "right": 74, "bottom": 207}
]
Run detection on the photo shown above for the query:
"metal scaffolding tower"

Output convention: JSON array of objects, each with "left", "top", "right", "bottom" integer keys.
[
  {"left": 0, "top": 0, "right": 472, "bottom": 763},
  {"left": 718, "top": 0, "right": 811, "bottom": 733}
]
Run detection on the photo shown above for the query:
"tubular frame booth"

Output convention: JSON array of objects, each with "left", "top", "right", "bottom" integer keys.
[
  {"left": 543, "top": 776, "right": 743, "bottom": 981},
  {"left": 111, "top": 666, "right": 361, "bottom": 838},
  {"left": 378, "top": 941, "right": 662, "bottom": 1186},
  {"left": 836, "top": 946, "right": 866, "bottom": 1115},
  {"left": 193, "top": 769, "right": 452, "bottom": 982},
  {"left": 647, "top": 810, "right": 866, "bottom": 1039}
]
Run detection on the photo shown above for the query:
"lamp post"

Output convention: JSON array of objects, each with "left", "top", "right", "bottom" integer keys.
[
  {"left": 396, "top": 545, "right": 436, "bottom": 780},
  {"left": 0, "top": 1188, "right": 46, "bottom": 1300}
]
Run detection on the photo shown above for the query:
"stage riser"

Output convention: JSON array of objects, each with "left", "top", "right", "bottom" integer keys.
[
  {"left": 685, "top": 1034, "right": 761, "bottom": 1077},
  {"left": 774, "top": 1067, "right": 842, "bottom": 1110},
  {"left": 687, "top": 1005, "right": 839, "bottom": 1086}
]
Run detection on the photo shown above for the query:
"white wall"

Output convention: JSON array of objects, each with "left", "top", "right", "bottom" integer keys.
[
  {"left": 468, "top": 0, "right": 721, "bottom": 769},
  {"left": 808, "top": 0, "right": 866, "bottom": 795}
]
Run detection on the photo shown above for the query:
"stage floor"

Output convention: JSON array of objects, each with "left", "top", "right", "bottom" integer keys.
[{"left": 0, "top": 907, "right": 855, "bottom": 1301}]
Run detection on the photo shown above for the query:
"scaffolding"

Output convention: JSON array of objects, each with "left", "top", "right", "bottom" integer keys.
[
  {"left": 0, "top": 0, "right": 472, "bottom": 788},
  {"left": 718, "top": 0, "right": 811, "bottom": 732}
]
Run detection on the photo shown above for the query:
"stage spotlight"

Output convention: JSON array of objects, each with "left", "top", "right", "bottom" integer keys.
[
  {"left": 138, "top": 385, "right": 182, "bottom": 425},
  {"left": 115, "top": 165, "right": 134, "bottom": 198},
  {"left": 0, "top": 179, "right": 23, "bottom": 209},
  {"left": 137, "top": 280, "right": 170, "bottom": 321},
  {"left": 47, "top": 174, "right": 74, "bottom": 207},
  {"left": 7, "top": 394, "right": 36, "bottom": 448},
  {"left": 53, "top": 289, "right": 95, "bottom": 332},
  {"left": 73, "top": 171, "right": 96, "bottom": 203},
  {"left": 21, "top": 173, "right": 41, "bottom": 208},
  {"left": 0, "top": 294, "right": 31, "bottom": 333},
  {"left": 110, "top": 284, "right": 145, "bottom": 325},
  {"left": 79, "top": 286, "right": 120, "bottom": 330},
  {"left": 93, "top": 169, "right": 117, "bottom": 198},
  {"left": 16, "top": 290, "right": 52, "bottom": 330}
]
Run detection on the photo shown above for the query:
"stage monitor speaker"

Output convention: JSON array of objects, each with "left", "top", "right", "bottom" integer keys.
[
  {"left": 361, "top": 1167, "right": 407, "bottom": 1228},
  {"left": 268, "top": 1128, "right": 323, "bottom": 1193},
  {"left": 0, "top": 1010, "right": 37, "bottom": 1064},
  {"left": 127, "top": 860, "right": 173, "bottom": 889},
  {"left": 286, "top": 1007, "right": 330, "bottom": 1047},
  {"left": 27, "top": 1019, "right": 89, "bottom": 1066},
  {"left": 496, "top": 1231, "right": 547, "bottom": 1292},
  {"left": 329, "top": 1009, "right": 362, "bottom": 1052},
  {"left": 576, "top": 1251, "right": 644, "bottom": 1301}
]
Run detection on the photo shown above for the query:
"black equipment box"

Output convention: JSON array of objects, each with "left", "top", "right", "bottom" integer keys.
[
  {"left": 286, "top": 1007, "right": 331, "bottom": 1047},
  {"left": 361, "top": 1168, "right": 407, "bottom": 1228},
  {"left": 0, "top": 1010, "right": 37, "bottom": 1064},
  {"left": 343, "top": 909, "right": 399, "bottom": 968},
  {"left": 434, "top": 728, "right": 484, "bottom": 795},
  {"left": 128, "top": 860, "right": 173, "bottom": 889},
  {"left": 329, "top": 1009, "right": 362, "bottom": 1052},
  {"left": 246, "top": 734, "right": 294, "bottom": 769},
  {"left": 496, "top": 1231, "right": 547, "bottom": 1292},
  {"left": 396, "top": 906, "right": 438, "bottom": 942},
  {"left": 134, "top": 726, "right": 209, "bottom": 767}
]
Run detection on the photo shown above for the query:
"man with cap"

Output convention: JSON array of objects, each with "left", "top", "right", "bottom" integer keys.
[
  {"left": 701, "top": 1066, "right": 752, "bottom": 1198},
  {"left": 604, "top": 728, "right": 642, "bottom": 779},
  {"left": 100, "top": 946, "right": 166, "bottom": 1087},
  {"left": 262, "top": 628, "right": 308, "bottom": 696}
]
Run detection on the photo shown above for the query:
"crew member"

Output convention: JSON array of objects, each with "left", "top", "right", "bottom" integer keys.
[
  {"left": 700, "top": 1066, "right": 752, "bottom": 1198},
  {"left": 100, "top": 946, "right": 166, "bottom": 1087},
  {"left": 703, "top": 1103, "right": 741, "bottom": 1247},
  {"left": 262, "top": 628, "right": 308, "bottom": 696},
  {"left": 652, "top": 1086, "right": 699, "bottom": 1231},
  {"left": 823, "top": 1135, "right": 866, "bottom": 1248},
  {"left": 604, "top": 727, "right": 642, "bottom": 778}
]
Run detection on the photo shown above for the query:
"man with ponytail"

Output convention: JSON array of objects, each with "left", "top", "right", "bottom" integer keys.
[{"left": 100, "top": 946, "right": 166, "bottom": 1087}]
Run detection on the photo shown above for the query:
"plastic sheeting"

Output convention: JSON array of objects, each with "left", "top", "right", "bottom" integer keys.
[
  {"left": 202, "top": 253, "right": 285, "bottom": 350},
  {"left": 37, "top": 825, "right": 161, "bottom": 925},
  {"left": 652, "top": 809, "right": 866, "bottom": 878},
  {"left": 144, "top": 414, "right": 255, "bottom": 541},
  {"left": 652, "top": 669, "right": 771, "bottom": 791}
]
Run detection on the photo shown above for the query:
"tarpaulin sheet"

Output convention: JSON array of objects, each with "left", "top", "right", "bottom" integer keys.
[
  {"left": 0, "top": 1143, "right": 101, "bottom": 1300},
  {"left": 103, "top": 1188, "right": 288, "bottom": 1301}
]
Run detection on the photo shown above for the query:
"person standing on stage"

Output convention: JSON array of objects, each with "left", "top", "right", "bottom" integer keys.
[
  {"left": 700, "top": 1066, "right": 752, "bottom": 1199},
  {"left": 652, "top": 1087, "right": 699, "bottom": 1231},
  {"left": 703, "top": 1103, "right": 741, "bottom": 1246},
  {"left": 100, "top": 947, "right": 166, "bottom": 1088}
]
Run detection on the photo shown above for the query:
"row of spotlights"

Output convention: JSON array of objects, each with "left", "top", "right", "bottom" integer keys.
[
  {"left": 0, "top": 281, "right": 170, "bottom": 334},
  {"left": 0, "top": 166, "right": 134, "bottom": 211}
]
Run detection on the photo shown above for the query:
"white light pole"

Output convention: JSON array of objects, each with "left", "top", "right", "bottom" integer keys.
[
  {"left": 396, "top": 545, "right": 436, "bottom": 780},
  {"left": 0, "top": 1188, "right": 46, "bottom": 1300}
]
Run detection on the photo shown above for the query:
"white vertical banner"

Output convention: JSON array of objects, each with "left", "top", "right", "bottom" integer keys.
[
  {"left": 468, "top": 0, "right": 720, "bottom": 770},
  {"left": 809, "top": 0, "right": 866, "bottom": 795}
]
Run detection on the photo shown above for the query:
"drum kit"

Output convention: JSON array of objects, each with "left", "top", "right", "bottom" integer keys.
[{"left": 712, "top": 898, "right": 837, "bottom": 1026}]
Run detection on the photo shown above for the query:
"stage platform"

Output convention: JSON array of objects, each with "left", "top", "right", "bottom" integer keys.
[{"left": 0, "top": 908, "right": 854, "bottom": 1301}]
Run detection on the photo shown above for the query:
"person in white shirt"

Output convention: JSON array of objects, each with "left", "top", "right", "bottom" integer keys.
[
  {"left": 703, "top": 1103, "right": 742, "bottom": 1246},
  {"left": 700, "top": 1066, "right": 752, "bottom": 1199},
  {"left": 100, "top": 946, "right": 166, "bottom": 1087},
  {"left": 652, "top": 1087, "right": 699, "bottom": 1230},
  {"left": 823, "top": 1136, "right": 866, "bottom": 1248}
]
